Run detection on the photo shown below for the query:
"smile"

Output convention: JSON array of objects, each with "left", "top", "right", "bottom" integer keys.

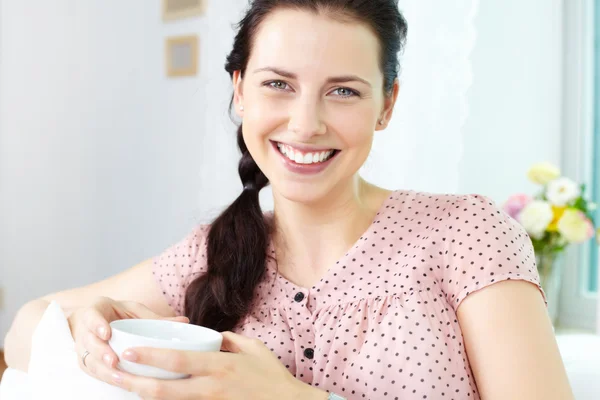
[
  {"left": 271, "top": 141, "right": 341, "bottom": 175},
  {"left": 275, "top": 142, "right": 338, "bottom": 164}
]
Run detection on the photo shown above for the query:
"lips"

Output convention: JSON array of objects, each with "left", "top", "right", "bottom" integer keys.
[{"left": 270, "top": 140, "right": 340, "bottom": 175}]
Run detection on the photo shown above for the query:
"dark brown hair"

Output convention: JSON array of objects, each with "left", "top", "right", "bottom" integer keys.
[{"left": 185, "top": 0, "right": 408, "bottom": 332}]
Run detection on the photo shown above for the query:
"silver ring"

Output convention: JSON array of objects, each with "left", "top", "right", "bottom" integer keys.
[{"left": 82, "top": 350, "right": 91, "bottom": 367}]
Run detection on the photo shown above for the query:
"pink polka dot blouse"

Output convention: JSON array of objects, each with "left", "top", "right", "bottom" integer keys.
[{"left": 152, "top": 190, "right": 546, "bottom": 399}]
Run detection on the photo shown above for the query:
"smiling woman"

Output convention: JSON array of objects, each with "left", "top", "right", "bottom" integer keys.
[{"left": 3, "top": 1, "right": 575, "bottom": 399}]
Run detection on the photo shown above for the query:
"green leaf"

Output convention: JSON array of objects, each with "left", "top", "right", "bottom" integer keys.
[{"left": 572, "top": 196, "right": 590, "bottom": 214}]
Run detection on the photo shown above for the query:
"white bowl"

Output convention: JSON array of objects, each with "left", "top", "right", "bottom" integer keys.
[{"left": 108, "top": 319, "right": 223, "bottom": 380}]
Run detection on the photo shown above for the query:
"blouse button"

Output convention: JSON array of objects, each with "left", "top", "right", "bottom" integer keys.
[
  {"left": 294, "top": 292, "right": 305, "bottom": 302},
  {"left": 303, "top": 348, "right": 314, "bottom": 359}
]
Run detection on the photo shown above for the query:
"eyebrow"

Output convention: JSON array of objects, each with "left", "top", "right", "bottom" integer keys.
[{"left": 253, "top": 66, "right": 371, "bottom": 87}]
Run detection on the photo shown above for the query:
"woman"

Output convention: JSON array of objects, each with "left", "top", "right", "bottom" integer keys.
[{"left": 4, "top": 0, "right": 574, "bottom": 399}]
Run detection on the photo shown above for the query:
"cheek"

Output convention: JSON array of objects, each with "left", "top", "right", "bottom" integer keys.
[
  {"left": 241, "top": 92, "right": 284, "bottom": 141},
  {"left": 245, "top": 87, "right": 289, "bottom": 117},
  {"left": 333, "top": 106, "right": 377, "bottom": 149},
  {"left": 240, "top": 118, "right": 277, "bottom": 178}
]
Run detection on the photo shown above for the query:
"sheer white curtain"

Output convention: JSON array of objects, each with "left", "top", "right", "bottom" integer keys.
[{"left": 361, "top": 0, "right": 479, "bottom": 194}]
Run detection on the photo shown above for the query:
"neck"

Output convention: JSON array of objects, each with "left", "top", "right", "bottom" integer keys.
[{"left": 271, "top": 178, "right": 391, "bottom": 284}]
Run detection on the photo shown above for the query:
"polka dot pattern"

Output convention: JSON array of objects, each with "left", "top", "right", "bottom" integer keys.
[{"left": 153, "top": 190, "right": 546, "bottom": 399}]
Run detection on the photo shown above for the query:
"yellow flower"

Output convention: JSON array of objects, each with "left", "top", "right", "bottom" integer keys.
[
  {"left": 547, "top": 206, "right": 567, "bottom": 232},
  {"left": 527, "top": 162, "right": 561, "bottom": 185},
  {"left": 557, "top": 209, "right": 595, "bottom": 243}
]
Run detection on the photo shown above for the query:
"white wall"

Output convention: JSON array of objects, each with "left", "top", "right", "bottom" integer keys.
[
  {"left": 0, "top": 0, "right": 565, "bottom": 340},
  {"left": 0, "top": 0, "right": 246, "bottom": 338},
  {"left": 459, "top": 0, "right": 564, "bottom": 203}
]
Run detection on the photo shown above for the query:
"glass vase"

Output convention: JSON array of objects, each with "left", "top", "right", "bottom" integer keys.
[{"left": 536, "top": 252, "right": 562, "bottom": 325}]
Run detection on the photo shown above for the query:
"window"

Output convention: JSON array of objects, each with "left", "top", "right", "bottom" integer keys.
[
  {"left": 559, "top": 0, "right": 597, "bottom": 331},
  {"left": 590, "top": 0, "right": 600, "bottom": 293}
]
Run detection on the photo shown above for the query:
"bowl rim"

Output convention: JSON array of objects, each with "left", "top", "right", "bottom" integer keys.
[{"left": 109, "top": 319, "right": 223, "bottom": 345}]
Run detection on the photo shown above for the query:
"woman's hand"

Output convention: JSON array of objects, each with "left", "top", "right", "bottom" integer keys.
[
  {"left": 69, "top": 296, "right": 188, "bottom": 385},
  {"left": 113, "top": 331, "right": 328, "bottom": 400}
]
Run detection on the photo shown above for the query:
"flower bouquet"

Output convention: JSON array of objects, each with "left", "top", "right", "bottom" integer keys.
[{"left": 503, "top": 162, "right": 599, "bottom": 292}]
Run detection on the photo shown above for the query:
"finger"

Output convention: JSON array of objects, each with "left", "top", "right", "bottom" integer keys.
[
  {"left": 121, "top": 347, "right": 232, "bottom": 376},
  {"left": 162, "top": 316, "right": 190, "bottom": 324},
  {"left": 75, "top": 339, "right": 120, "bottom": 385},
  {"left": 220, "top": 331, "right": 263, "bottom": 354},
  {"left": 81, "top": 329, "right": 119, "bottom": 369},
  {"left": 118, "top": 373, "right": 215, "bottom": 400},
  {"left": 82, "top": 305, "right": 113, "bottom": 341}
]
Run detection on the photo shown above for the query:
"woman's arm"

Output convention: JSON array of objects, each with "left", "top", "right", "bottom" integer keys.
[
  {"left": 3, "top": 259, "right": 174, "bottom": 371},
  {"left": 457, "top": 280, "right": 574, "bottom": 399}
]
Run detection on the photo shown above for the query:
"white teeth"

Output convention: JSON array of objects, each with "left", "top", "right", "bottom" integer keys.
[{"left": 276, "top": 142, "right": 335, "bottom": 164}]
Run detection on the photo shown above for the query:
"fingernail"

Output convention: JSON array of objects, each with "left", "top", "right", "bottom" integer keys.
[
  {"left": 103, "top": 354, "right": 113, "bottom": 366},
  {"left": 97, "top": 326, "right": 107, "bottom": 339},
  {"left": 112, "top": 372, "right": 123, "bottom": 384},
  {"left": 123, "top": 350, "right": 137, "bottom": 361}
]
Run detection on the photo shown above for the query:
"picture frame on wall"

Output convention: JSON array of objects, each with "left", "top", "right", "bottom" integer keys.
[
  {"left": 165, "top": 35, "right": 198, "bottom": 77},
  {"left": 162, "top": 0, "right": 206, "bottom": 21}
]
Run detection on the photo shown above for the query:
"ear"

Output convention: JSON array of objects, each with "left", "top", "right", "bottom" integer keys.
[
  {"left": 232, "top": 70, "right": 244, "bottom": 118},
  {"left": 376, "top": 78, "right": 400, "bottom": 131}
]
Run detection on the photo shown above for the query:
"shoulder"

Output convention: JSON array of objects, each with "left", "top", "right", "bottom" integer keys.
[
  {"left": 417, "top": 192, "right": 541, "bottom": 309},
  {"left": 441, "top": 192, "right": 527, "bottom": 239},
  {"left": 404, "top": 190, "right": 532, "bottom": 263},
  {"left": 387, "top": 190, "right": 514, "bottom": 230},
  {"left": 152, "top": 223, "right": 212, "bottom": 279},
  {"left": 151, "top": 223, "right": 211, "bottom": 315}
]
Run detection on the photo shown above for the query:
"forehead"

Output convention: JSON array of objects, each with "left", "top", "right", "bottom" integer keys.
[{"left": 247, "top": 8, "right": 382, "bottom": 80}]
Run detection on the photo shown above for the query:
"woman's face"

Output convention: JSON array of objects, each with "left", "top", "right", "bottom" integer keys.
[{"left": 233, "top": 9, "right": 398, "bottom": 204}]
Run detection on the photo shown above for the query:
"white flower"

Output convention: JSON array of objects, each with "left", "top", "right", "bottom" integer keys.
[
  {"left": 557, "top": 209, "right": 595, "bottom": 243},
  {"left": 518, "top": 200, "right": 554, "bottom": 239},
  {"left": 527, "top": 162, "right": 561, "bottom": 185},
  {"left": 546, "top": 177, "right": 581, "bottom": 206}
]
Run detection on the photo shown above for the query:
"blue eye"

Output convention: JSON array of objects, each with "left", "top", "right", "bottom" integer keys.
[{"left": 332, "top": 87, "right": 359, "bottom": 98}]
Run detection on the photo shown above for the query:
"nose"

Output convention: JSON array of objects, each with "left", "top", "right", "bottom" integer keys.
[{"left": 287, "top": 98, "right": 327, "bottom": 138}]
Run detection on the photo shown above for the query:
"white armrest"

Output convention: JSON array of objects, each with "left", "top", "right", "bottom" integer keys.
[
  {"left": 0, "top": 368, "right": 32, "bottom": 399},
  {"left": 0, "top": 301, "right": 140, "bottom": 400}
]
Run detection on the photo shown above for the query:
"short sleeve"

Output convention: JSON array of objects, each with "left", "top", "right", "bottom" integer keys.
[
  {"left": 441, "top": 194, "right": 547, "bottom": 310},
  {"left": 151, "top": 224, "right": 210, "bottom": 316}
]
